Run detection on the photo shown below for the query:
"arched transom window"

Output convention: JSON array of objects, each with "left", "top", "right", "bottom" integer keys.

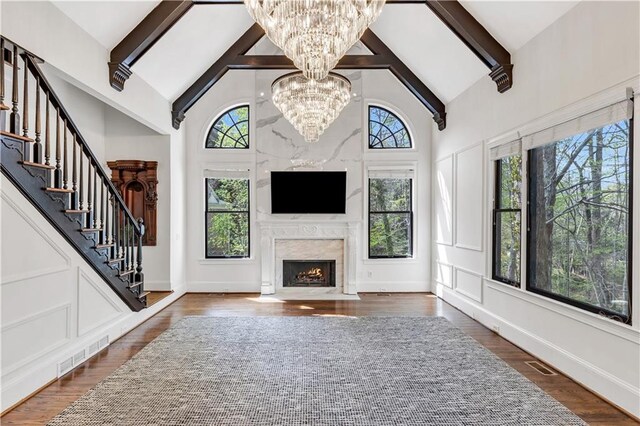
[
  {"left": 368, "top": 106, "right": 412, "bottom": 149},
  {"left": 206, "top": 105, "right": 249, "bottom": 149}
]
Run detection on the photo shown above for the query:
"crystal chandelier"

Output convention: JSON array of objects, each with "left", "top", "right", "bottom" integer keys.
[
  {"left": 272, "top": 72, "right": 351, "bottom": 143},
  {"left": 245, "top": 0, "right": 386, "bottom": 80}
]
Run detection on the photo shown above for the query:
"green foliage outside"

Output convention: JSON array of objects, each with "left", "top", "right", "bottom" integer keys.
[
  {"left": 369, "top": 178, "right": 412, "bottom": 257},
  {"left": 206, "top": 106, "right": 249, "bottom": 149},
  {"left": 495, "top": 155, "right": 522, "bottom": 283},
  {"left": 206, "top": 178, "right": 249, "bottom": 257},
  {"left": 530, "top": 121, "right": 630, "bottom": 317},
  {"left": 369, "top": 107, "right": 411, "bottom": 148}
]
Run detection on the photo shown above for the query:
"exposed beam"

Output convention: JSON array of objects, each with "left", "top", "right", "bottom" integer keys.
[
  {"left": 425, "top": 0, "right": 513, "bottom": 92},
  {"left": 109, "top": 0, "right": 193, "bottom": 91},
  {"left": 171, "top": 23, "right": 265, "bottom": 129},
  {"left": 360, "top": 29, "right": 446, "bottom": 130}
]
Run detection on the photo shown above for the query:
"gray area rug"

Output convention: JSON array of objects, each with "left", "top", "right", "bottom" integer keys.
[{"left": 49, "top": 317, "right": 585, "bottom": 425}]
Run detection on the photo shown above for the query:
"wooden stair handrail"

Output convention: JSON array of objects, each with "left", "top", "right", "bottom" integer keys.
[{"left": 22, "top": 54, "right": 142, "bottom": 234}]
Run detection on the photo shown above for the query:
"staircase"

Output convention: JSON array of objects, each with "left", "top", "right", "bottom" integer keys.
[{"left": 0, "top": 36, "right": 147, "bottom": 311}]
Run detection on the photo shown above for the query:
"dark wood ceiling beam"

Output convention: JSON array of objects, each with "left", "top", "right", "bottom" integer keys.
[
  {"left": 360, "top": 29, "right": 446, "bottom": 130},
  {"left": 171, "top": 23, "right": 265, "bottom": 129},
  {"left": 109, "top": 0, "right": 194, "bottom": 91},
  {"left": 425, "top": 1, "right": 513, "bottom": 92},
  {"left": 229, "top": 55, "right": 390, "bottom": 70}
]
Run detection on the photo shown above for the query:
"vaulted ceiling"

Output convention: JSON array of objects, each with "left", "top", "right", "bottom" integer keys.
[{"left": 52, "top": 0, "right": 579, "bottom": 127}]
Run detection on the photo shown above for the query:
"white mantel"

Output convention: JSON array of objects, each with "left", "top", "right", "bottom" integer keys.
[{"left": 259, "top": 221, "right": 360, "bottom": 296}]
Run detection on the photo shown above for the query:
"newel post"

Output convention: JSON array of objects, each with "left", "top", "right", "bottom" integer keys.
[{"left": 135, "top": 217, "right": 145, "bottom": 285}]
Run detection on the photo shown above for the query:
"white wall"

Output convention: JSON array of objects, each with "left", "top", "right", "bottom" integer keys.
[
  {"left": 431, "top": 1, "right": 640, "bottom": 417},
  {"left": 104, "top": 108, "right": 172, "bottom": 291},
  {"left": 0, "top": 178, "right": 185, "bottom": 412},
  {"left": 184, "top": 68, "right": 432, "bottom": 293}
]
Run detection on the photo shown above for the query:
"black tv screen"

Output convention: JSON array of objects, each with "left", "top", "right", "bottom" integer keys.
[{"left": 271, "top": 171, "right": 347, "bottom": 214}]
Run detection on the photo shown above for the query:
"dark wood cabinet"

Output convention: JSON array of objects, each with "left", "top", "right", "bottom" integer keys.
[{"left": 107, "top": 160, "right": 158, "bottom": 246}]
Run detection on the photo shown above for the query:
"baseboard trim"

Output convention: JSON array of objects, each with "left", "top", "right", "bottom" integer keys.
[{"left": 435, "top": 283, "right": 640, "bottom": 419}]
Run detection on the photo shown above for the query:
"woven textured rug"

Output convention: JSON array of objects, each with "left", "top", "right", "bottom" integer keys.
[{"left": 49, "top": 317, "right": 585, "bottom": 425}]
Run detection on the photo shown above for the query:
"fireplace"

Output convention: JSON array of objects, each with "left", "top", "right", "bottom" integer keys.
[{"left": 283, "top": 260, "right": 336, "bottom": 287}]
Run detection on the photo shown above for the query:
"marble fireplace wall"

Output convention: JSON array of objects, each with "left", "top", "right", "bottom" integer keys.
[{"left": 184, "top": 66, "right": 432, "bottom": 293}]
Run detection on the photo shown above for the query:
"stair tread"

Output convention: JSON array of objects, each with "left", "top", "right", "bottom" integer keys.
[
  {"left": 0, "top": 131, "right": 35, "bottom": 143},
  {"left": 0, "top": 104, "right": 9, "bottom": 111},
  {"left": 65, "top": 209, "right": 90, "bottom": 213},
  {"left": 128, "top": 281, "right": 143, "bottom": 289},
  {"left": 95, "top": 243, "right": 115, "bottom": 249},
  {"left": 19, "top": 161, "right": 55, "bottom": 170},
  {"left": 107, "top": 257, "right": 125, "bottom": 264},
  {"left": 46, "top": 187, "right": 74, "bottom": 193},
  {"left": 81, "top": 227, "right": 102, "bottom": 232},
  {"left": 138, "top": 291, "right": 150, "bottom": 299},
  {"left": 118, "top": 269, "right": 135, "bottom": 277}
]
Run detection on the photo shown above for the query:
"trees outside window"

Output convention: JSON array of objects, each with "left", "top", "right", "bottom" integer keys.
[
  {"left": 493, "top": 154, "right": 522, "bottom": 286},
  {"left": 206, "top": 106, "right": 249, "bottom": 149},
  {"left": 205, "top": 178, "right": 250, "bottom": 258},
  {"left": 528, "top": 120, "right": 631, "bottom": 322},
  {"left": 369, "top": 176, "right": 413, "bottom": 258},
  {"left": 369, "top": 106, "right": 412, "bottom": 149}
]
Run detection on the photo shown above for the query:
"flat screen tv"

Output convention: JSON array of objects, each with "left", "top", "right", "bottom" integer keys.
[{"left": 271, "top": 171, "right": 347, "bottom": 214}]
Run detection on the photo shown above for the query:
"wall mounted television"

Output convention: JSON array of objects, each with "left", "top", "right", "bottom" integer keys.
[{"left": 271, "top": 171, "right": 347, "bottom": 214}]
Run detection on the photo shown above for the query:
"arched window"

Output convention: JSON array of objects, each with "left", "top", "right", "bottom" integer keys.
[
  {"left": 206, "top": 105, "right": 249, "bottom": 149},
  {"left": 368, "top": 106, "right": 412, "bottom": 149}
]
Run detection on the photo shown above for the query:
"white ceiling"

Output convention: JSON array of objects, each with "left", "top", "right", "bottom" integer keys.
[{"left": 52, "top": 1, "right": 580, "bottom": 104}]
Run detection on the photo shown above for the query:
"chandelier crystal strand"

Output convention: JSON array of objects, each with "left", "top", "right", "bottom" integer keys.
[
  {"left": 272, "top": 72, "right": 351, "bottom": 143},
  {"left": 245, "top": 0, "right": 385, "bottom": 80}
]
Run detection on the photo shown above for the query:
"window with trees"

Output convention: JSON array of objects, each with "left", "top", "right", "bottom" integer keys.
[
  {"left": 527, "top": 114, "right": 632, "bottom": 323},
  {"left": 205, "top": 177, "right": 250, "bottom": 258},
  {"left": 206, "top": 105, "right": 249, "bottom": 149},
  {"left": 492, "top": 152, "right": 522, "bottom": 286},
  {"left": 369, "top": 106, "right": 412, "bottom": 149},
  {"left": 369, "top": 171, "right": 414, "bottom": 258}
]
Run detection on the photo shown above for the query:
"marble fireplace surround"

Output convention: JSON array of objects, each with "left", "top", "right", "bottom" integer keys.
[{"left": 259, "top": 221, "right": 359, "bottom": 297}]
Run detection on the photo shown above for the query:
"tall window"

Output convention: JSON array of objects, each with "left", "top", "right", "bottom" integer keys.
[
  {"left": 528, "top": 118, "right": 632, "bottom": 322},
  {"left": 206, "top": 105, "right": 249, "bottom": 149},
  {"left": 369, "top": 106, "right": 412, "bottom": 149},
  {"left": 205, "top": 177, "right": 250, "bottom": 258},
  {"left": 492, "top": 153, "right": 522, "bottom": 286},
  {"left": 369, "top": 171, "right": 414, "bottom": 258}
]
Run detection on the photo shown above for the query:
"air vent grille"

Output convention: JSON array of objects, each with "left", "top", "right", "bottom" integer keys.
[
  {"left": 525, "top": 360, "right": 557, "bottom": 376},
  {"left": 73, "top": 349, "right": 86, "bottom": 365},
  {"left": 99, "top": 335, "right": 109, "bottom": 349},
  {"left": 58, "top": 357, "right": 73, "bottom": 376}
]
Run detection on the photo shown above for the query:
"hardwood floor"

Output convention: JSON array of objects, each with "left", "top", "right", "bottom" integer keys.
[{"left": 2, "top": 293, "right": 637, "bottom": 425}]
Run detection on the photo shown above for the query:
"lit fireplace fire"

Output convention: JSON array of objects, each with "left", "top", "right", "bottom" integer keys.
[{"left": 295, "top": 267, "right": 325, "bottom": 282}]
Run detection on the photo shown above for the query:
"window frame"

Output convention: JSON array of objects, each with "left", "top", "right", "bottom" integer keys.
[
  {"left": 368, "top": 105, "right": 413, "bottom": 150},
  {"left": 204, "top": 177, "right": 251, "bottom": 259},
  {"left": 367, "top": 172, "right": 415, "bottom": 259},
  {"left": 525, "top": 117, "right": 634, "bottom": 325},
  {"left": 491, "top": 156, "right": 522, "bottom": 287},
  {"left": 205, "top": 105, "right": 250, "bottom": 150}
]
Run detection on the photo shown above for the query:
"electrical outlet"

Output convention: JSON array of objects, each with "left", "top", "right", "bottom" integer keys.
[
  {"left": 367, "top": 271, "right": 373, "bottom": 278},
  {"left": 380, "top": 287, "right": 387, "bottom": 292},
  {"left": 492, "top": 325, "right": 500, "bottom": 334}
]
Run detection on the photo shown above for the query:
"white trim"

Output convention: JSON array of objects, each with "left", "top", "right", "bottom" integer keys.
[
  {"left": 436, "top": 284, "right": 640, "bottom": 418},
  {"left": 364, "top": 100, "right": 418, "bottom": 153},
  {"left": 453, "top": 266, "right": 483, "bottom": 303},
  {"left": 0, "top": 191, "right": 72, "bottom": 285},
  {"left": 1, "top": 303, "right": 72, "bottom": 375},
  {"left": 454, "top": 142, "right": 485, "bottom": 252},
  {"left": 434, "top": 260, "right": 454, "bottom": 289},
  {"left": 76, "top": 267, "right": 123, "bottom": 337},
  {"left": 434, "top": 155, "right": 454, "bottom": 246}
]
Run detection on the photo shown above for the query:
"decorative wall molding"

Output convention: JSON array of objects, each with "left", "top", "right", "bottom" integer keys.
[
  {"left": 1, "top": 303, "right": 71, "bottom": 376},
  {"left": 0, "top": 191, "right": 71, "bottom": 285},
  {"left": 77, "top": 268, "right": 124, "bottom": 337},
  {"left": 434, "top": 155, "right": 454, "bottom": 246},
  {"left": 434, "top": 260, "right": 454, "bottom": 289},
  {"left": 454, "top": 266, "right": 483, "bottom": 303},
  {"left": 454, "top": 143, "right": 484, "bottom": 251}
]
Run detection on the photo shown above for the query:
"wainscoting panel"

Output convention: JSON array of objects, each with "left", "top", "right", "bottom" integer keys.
[
  {"left": 0, "top": 193, "right": 71, "bottom": 285},
  {"left": 434, "top": 260, "right": 454, "bottom": 289},
  {"left": 454, "top": 144, "right": 484, "bottom": 251},
  {"left": 454, "top": 267, "right": 483, "bottom": 303},
  {"left": 434, "top": 155, "right": 454, "bottom": 246},
  {"left": 77, "top": 268, "right": 124, "bottom": 337},
  {"left": 1, "top": 304, "right": 71, "bottom": 375}
]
